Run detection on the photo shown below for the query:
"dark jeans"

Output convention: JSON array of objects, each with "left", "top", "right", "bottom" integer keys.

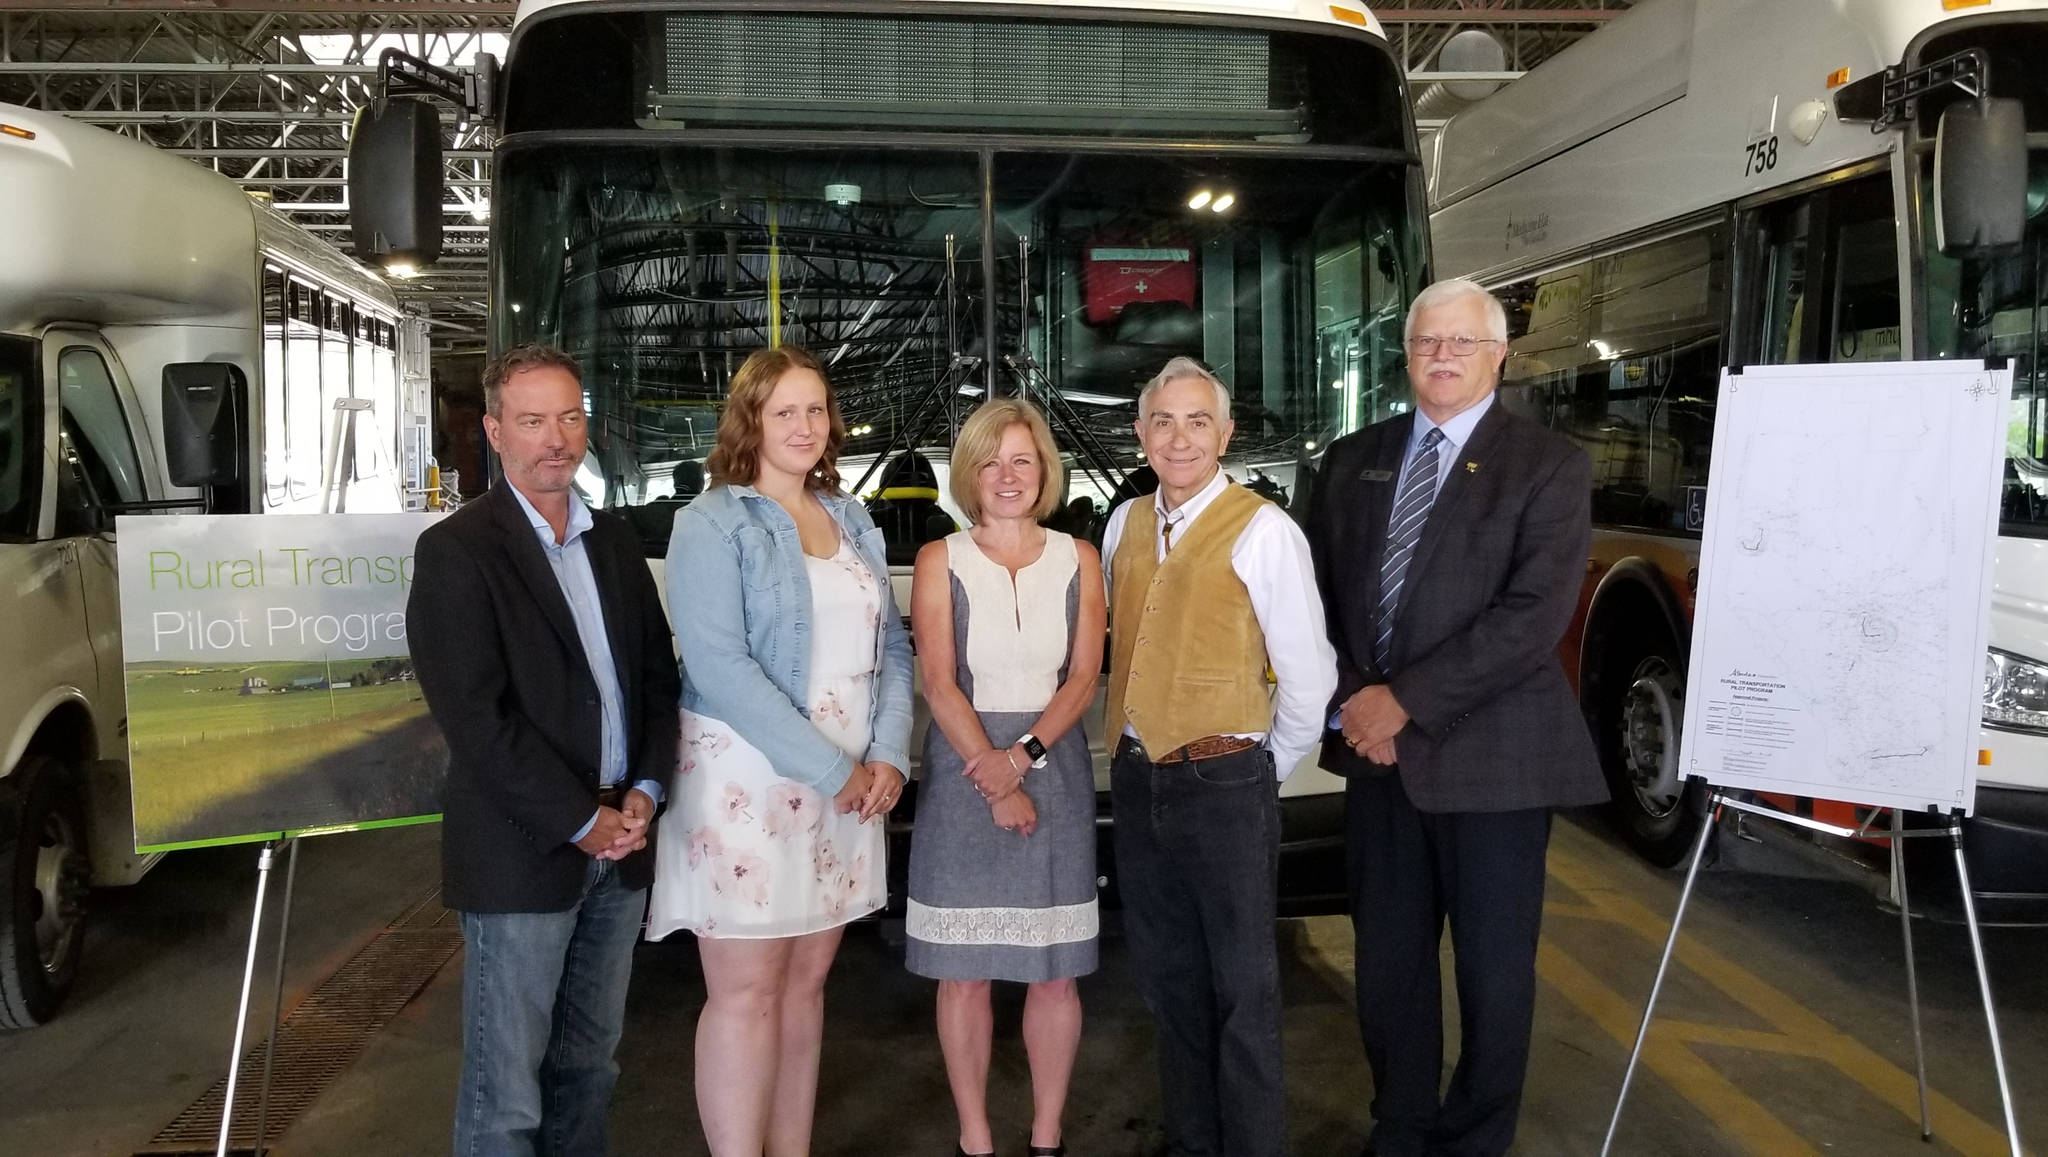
[
  {"left": 453, "top": 857, "right": 646, "bottom": 1157},
  {"left": 1345, "top": 772, "right": 1551, "bottom": 1157},
  {"left": 1112, "top": 738, "right": 1286, "bottom": 1157}
]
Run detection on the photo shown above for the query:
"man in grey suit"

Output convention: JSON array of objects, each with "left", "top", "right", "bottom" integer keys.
[{"left": 1307, "top": 279, "right": 1608, "bottom": 1157}]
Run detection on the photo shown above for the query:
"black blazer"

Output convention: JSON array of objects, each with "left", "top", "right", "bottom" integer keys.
[
  {"left": 1308, "top": 401, "right": 1607, "bottom": 813},
  {"left": 408, "top": 483, "right": 681, "bottom": 912}
]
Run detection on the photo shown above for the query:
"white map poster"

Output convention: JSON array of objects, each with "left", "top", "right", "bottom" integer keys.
[{"left": 1680, "top": 362, "right": 2011, "bottom": 814}]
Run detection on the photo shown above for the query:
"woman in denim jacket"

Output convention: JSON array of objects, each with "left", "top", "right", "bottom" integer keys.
[{"left": 647, "top": 345, "right": 913, "bottom": 1156}]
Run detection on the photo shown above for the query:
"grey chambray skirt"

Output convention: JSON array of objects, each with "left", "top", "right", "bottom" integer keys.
[{"left": 904, "top": 567, "right": 1099, "bottom": 983}]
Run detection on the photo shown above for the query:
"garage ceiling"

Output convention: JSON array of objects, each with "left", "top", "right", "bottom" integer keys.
[{"left": 0, "top": 0, "right": 1631, "bottom": 349}]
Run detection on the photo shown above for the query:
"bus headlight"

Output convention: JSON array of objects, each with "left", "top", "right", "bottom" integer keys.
[{"left": 1984, "top": 648, "right": 2048, "bottom": 734}]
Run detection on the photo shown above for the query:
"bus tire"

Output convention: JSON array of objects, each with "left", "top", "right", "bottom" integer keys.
[
  {"left": 1592, "top": 619, "right": 1707, "bottom": 867},
  {"left": 0, "top": 755, "right": 90, "bottom": 1028}
]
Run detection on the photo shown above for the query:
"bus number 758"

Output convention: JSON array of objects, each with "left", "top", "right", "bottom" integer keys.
[{"left": 1744, "top": 135, "right": 1779, "bottom": 176}]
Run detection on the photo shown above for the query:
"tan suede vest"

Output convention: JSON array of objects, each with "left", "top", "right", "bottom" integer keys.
[{"left": 1106, "top": 482, "right": 1273, "bottom": 757}]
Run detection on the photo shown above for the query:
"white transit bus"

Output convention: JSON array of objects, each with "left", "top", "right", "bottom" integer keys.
[
  {"left": 353, "top": 0, "right": 1429, "bottom": 909},
  {"left": 1428, "top": 0, "right": 2048, "bottom": 906},
  {"left": 0, "top": 102, "right": 426, "bottom": 1025}
]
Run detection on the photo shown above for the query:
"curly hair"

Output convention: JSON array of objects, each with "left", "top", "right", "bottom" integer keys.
[{"left": 706, "top": 346, "right": 846, "bottom": 492}]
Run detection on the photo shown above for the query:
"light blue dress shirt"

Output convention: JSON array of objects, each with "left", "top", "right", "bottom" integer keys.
[
  {"left": 1401, "top": 391, "right": 1496, "bottom": 504},
  {"left": 1330, "top": 391, "right": 1499, "bottom": 728},
  {"left": 507, "top": 486, "right": 663, "bottom": 844}
]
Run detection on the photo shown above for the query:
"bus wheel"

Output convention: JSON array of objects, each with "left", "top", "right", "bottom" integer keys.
[
  {"left": 1598, "top": 636, "right": 1706, "bottom": 867},
  {"left": 0, "top": 755, "right": 90, "bottom": 1028}
]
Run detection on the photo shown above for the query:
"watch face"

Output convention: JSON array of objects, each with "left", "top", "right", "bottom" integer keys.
[{"left": 1022, "top": 735, "right": 1047, "bottom": 761}]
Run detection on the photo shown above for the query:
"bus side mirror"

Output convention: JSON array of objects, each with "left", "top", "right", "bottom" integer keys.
[
  {"left": 348, "top": 97, "right": 444, "bottom": 269},
  {"left": 162, "top": 363, "right": 245, "bottom": 487},
  {"left": 1935, "top": 98, "right": 2027, "bottom": 255}
]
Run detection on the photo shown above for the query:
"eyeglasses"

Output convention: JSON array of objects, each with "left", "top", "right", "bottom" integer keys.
[{"left": 1405, "top": 335, "right": 1501, "bottom": 357}]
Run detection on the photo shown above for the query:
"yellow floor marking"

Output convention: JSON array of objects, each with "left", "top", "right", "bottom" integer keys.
[
  {"left": 1544, "top": 846, "right": 2024, "bottom": 1157},
  {"left": 1541, "top": 900, "right": 1605, "bottom": 920},
  {"left": 1537, "top": 941, "right": 1820, "bottom": 1155}
]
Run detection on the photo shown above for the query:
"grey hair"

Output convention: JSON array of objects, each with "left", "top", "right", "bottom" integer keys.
[
  {"left": 1137, "top": 357, "right": 1232, "bottom": 423},
  {"left": 1404, "top": 278, "right": 1508, "bottom": 344}
]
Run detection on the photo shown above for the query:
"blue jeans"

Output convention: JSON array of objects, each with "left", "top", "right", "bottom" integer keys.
[
  {"left": 453, "top": 857, "right": 646, "bottom": 1157},
  {"left": 1112, "top": 738, "right": 1286, "bottom": 1157}
]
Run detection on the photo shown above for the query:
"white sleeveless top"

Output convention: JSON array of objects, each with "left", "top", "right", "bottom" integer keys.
[{"left": 945, "top": 529, "right": 1078, "bottom": 714}]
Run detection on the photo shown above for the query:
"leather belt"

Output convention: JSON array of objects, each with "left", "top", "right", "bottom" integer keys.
[
  {"left": 1147, "top": 735, "right": 1262, "bottom": 764},
  {"left": 595, "top": 784, "right": 628, "bottom": 810}
]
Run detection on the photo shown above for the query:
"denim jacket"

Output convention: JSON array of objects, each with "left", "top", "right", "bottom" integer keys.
[{"left": 666, "top": 483, "right": 914, "bottom": 795}]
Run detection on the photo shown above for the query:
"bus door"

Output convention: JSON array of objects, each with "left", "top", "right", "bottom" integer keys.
[
  {"left": 1729, "top": 172, "right": 1902, "bottom": 831},
  {"left": 1736, "top": 171, "right": 1902, "bottom": 367},
  {"left": 41, "top": 332, "right": 150, "bottom": 736}
]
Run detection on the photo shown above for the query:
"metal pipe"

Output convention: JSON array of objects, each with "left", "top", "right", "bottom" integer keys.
[
  {"left": 1891, "top": 811, "right": 1931, "bottom": 1142},
  {"left": 1603, "top": 791, "right": 1720, "bottom": 1157},
  {"left": 979, "top": 149, "right": 998, "bottom": 399},
  {"left": 1950, "top": 821, "right": 2024, "bottom": 1155},
  {"left": 216, "top": 842, "right": 280, "bottom": 1157},
  {"left": 253, "top": 839, "right": 302, "bottom": 1155}
]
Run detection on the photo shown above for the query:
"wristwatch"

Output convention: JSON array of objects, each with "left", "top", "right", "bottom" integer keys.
[{"left": 1017, "top": 732, "right": 1049, "bottom": 770}]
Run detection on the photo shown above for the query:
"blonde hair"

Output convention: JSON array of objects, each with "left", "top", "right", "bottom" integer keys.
[
  {"left": 948, "top": 398, "right": 1064, "bottom": 524},
  {"left": 706, "top": 346, "right": 845, "bottom": 492}
]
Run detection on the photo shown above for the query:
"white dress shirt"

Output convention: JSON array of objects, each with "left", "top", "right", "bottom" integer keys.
[{"left": 1102, "top": 468, "right": 1338, "bottom": 780}]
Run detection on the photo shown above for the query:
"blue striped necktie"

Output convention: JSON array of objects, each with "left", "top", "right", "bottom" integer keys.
[{"left": 1374, "top": 427, "right": 1446, "bottom": 669}]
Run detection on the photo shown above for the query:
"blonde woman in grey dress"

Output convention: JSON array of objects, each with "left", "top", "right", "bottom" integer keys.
[{"left": 907, "top": 398, "right": 1106, "bottom": 1157}]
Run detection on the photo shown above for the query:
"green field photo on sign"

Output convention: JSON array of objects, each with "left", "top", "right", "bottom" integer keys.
[{"left": 125, "top": 655, "right": 443, "bottom": 850}]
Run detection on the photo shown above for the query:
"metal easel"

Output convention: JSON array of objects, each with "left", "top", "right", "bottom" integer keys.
[{"left": 1601, "top": 779, "right": 2022, "bottom": 1156}]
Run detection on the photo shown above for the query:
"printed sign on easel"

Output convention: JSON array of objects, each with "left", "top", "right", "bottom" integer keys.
[
  {"left": 115, "top": 513, "right": 447, "bottom": 851},
  {"left": 1680, "top": 361, "right": 2011, "bottom": 814}
]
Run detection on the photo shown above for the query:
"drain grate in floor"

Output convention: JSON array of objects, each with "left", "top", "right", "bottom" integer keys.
[{"left": 136, "top": 887, "right": 462, "bottom": 1156}]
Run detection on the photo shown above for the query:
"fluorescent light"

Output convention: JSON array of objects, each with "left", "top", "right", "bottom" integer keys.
[
  {"left": 1059, "top": 389, "right": 1136, "bottom": 407},
  {"left": 1187, "top": 189, "right": 1213, "bottom": 210},
  {"left": 1211, "top": 193, "right": 1236, "bottom": 212}
]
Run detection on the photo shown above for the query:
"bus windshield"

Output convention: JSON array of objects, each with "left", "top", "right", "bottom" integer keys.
[
  {"left": 1917, "top": 24, "right": 2048, "bottom": 538},
  {"left": 493, "top": 6, "right": 1424, "bottom": 551}
]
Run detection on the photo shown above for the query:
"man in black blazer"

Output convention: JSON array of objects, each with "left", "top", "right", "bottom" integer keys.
[
  {"left": 408, "top": 345, "right": 679, "bottom": 1157},
  {"left": 1308, "top": 280, "right": 1607, "bottom": 1157}
]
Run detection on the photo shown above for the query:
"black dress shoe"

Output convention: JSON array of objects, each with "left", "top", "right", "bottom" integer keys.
[
  {"left": 1027, "top": 1143, "right": 1065, "bottom": 1156},
  {"left": 957, "top": 1147, "right": 994, "bottom": 1157}
]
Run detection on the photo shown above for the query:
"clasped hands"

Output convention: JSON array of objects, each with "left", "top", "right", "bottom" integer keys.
[
  {"left": 1339, "top": 685, "right": 1408, "bottom": 768},
  {"left": 575, "top": 788, "right": 656, "bottom": 861},
  {"left": 964, "top": 743, "right": 1036, "bottom": 837},
  {"left": 830, "top": 760, "right": 905, "bottom": 823}
]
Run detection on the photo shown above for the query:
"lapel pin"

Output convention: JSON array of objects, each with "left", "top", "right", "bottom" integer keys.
[{"left": 1465, "top": 461, "right": 1480, "bottom": 474}]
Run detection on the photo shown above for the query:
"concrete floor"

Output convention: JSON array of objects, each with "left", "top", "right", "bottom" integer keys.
[{"left": 1, "top": 814, "right": 2042, "bottom": 1156}]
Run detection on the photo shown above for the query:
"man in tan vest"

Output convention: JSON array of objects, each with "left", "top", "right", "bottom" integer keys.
[{"left": 1103, "top": 357, "right": 1337, "bottom": 1157}]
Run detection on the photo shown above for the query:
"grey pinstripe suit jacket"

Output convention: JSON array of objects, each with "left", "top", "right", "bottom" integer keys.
[{"left": 1308, "top": 401, "right": 1607, "bottom": 813}]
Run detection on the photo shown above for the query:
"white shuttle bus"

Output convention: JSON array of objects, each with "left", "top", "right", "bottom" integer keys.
[
  {"left": 1428, "top": 0, "right": 2048, "bottom": 907},
  {"left": 0, "top": 102, "right": 425, "bottom": 1025}
]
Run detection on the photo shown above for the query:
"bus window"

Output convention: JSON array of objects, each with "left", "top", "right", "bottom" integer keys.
[
  {"left": 262, "top": 266, "right": 288, "bottom": 507},
  {"left": 1739, "top": 174, "right": 1899, "bottom": 366},
  {"left": 56, "top": 347, "right": 145, "bottom": 505},
  {"left": 1499, "top": 225, "right": 1727, "bottom": 534},
  {"left": 0, "top": 336, "right": 39, "bottom": 541},
  {"left": 1916, "top": 15, "right": 2048, "bottom": 538},
  {"left": 286, "top": 280, "right": 324, "bottom": 502}
]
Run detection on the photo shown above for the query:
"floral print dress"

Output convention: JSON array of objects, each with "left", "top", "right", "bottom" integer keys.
[{"left": 646, "top": 536, "right": 886, "bottom": 940}]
